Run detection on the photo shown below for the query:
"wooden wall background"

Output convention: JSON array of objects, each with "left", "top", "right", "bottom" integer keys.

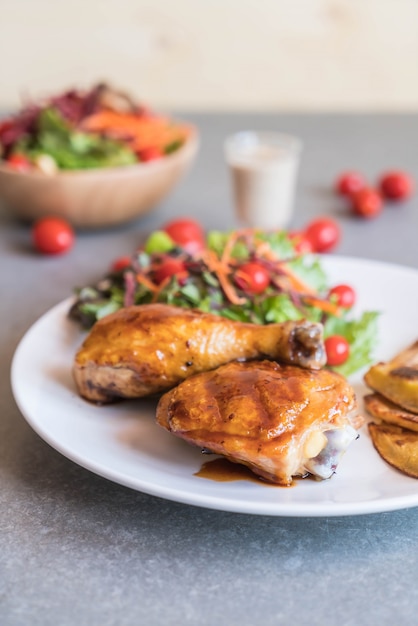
[{"left": 1, "top": 0, "right": 417, "bottom": 111}]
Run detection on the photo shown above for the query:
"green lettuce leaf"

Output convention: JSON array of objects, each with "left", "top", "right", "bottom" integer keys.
[
  {"left": 22, "top": 108, "right": 137, "bottom": 170},
  {"left": 324, "top": 310, "right": 380, "bottom": 376}
]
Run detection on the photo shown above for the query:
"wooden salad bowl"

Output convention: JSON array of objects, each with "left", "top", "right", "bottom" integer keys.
[{"left": 0, "top": 124, "right": 199, "bottom": 229}]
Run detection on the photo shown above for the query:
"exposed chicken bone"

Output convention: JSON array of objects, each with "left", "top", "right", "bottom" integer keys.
[
  {"left": 303, "top": 425, "right": 358, "bottom": 479},
  {"left": 291, "top": 322, "right": 326, "bottom": 370}
]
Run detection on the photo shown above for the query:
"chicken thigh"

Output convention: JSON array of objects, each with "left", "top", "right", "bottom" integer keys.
[
  {"left": 156, "top": 360, "right": 359, "bottom": 486},
  {"left": 73, "top": 303, "right": 326, "bottom": 402}
]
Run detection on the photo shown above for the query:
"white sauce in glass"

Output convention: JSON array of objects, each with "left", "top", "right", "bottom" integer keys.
[{"left": 225, "top": 132, "right": 302, "bottom": 229}]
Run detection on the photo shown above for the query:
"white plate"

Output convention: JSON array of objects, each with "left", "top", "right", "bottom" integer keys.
[{"left": 11, "top": 256, "right": 418, "bottom": 516}]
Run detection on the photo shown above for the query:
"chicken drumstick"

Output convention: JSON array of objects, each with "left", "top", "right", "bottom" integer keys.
[{"left": 73, "top": 303, "right": 326, "bottom": 403}]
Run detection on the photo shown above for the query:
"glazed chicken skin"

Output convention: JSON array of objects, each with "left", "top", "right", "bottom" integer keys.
[
  {"left": 73, "top": 303, "right": 326, "bottom": 403},
  {"left": 156, "top": 360, "right": 359, "bottom": 486}
]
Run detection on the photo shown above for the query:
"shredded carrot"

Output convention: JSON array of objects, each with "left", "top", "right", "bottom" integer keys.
[
  {"left": 204, "top": 230, "right": 325, "bottom": 307},
  {"left": 220, "top": 228, "right": 255, "bottom": 266},
  {"left": 303, "top": 295, "right": 342, "bottom": 317},
  {"left": 136, "top": 252, "right": 192, "bottom": 302},
  {"left": 200, "top": 249, "right": 247, "bottom": 305},
  {"left": 251, "top": 235, "right": 318, "bottom": 296},
  {"left": 252, "top": 240, "right": 273, "bottom": 259},
  {"left": 136, "top": 274, "right": 159, "bottom": 293},
  {"left": 151, "top": 277, "right": 172, "bottom": 303},
  {"left": 135, "top": 229, "right": 340, "bottom": 316},
  {"left": 279, "top": 264, "right": 318, "bottom": 296},
  {"left": 81, "top": 110, "right": 190, "bottom": 152}
]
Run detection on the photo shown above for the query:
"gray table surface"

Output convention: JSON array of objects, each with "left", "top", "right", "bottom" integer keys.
[{"left": 2, "top": 113, "right": 418, "bottom": 626}]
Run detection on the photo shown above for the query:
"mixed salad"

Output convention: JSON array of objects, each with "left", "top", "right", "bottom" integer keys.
[
  {"left": 0, "top": 83, "right": 190, "bottom": 172},
  {"left": 69, "top": 218, "right": 379, "bottom": 377}
]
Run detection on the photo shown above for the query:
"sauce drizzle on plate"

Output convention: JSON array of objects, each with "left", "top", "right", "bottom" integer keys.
[{"left": 195, "top": 457, "right": 285, "bottom": 486}]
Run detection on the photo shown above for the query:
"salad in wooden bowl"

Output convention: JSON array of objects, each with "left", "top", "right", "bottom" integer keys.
[{"left": 0, "top": 83, "right": 198, "bottom": 228}]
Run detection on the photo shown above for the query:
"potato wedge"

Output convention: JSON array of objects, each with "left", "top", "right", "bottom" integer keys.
[
  {"left": 364, "top": 393, "right": 418, "bottom": 433},
  {"left": 368, "top": 422, "right": 418, "bottom": 478},
  {"left": 364, "top": 340, "right": 418, "bottom": 414}
]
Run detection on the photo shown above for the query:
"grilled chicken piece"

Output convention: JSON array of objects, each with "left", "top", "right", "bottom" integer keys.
[
  {"left": 73, "top": 303, "right": 326, "bottom": 403},
  {"left": 364, "top": 340, "right": 418, "bottom": 414},
  {"left": 156, "top": 360, "right": 359, "bottom": 486},
  {"left": 364, "top": 393, "right": 418, "bottom": 433}
]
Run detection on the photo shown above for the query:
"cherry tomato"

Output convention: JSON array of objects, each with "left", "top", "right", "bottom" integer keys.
[
  {"left": 234, "top": 262, "right": 270, "bottom": 295},
  {"left": 304, "top": 218, "right": 340, "bottom": 253},
  {"left": 335, "top": 171, "right": 366, "bottom": 197},
  {"left": 153, "top": 256, "right": 188, "bottom": 285},
  {"left": 111, "top": 256, "right": 132, "bottom": 272},
  {"left": 32, "top": 217, "right": 74, "bottom": 255},
  {"left": 379, "top": 170, "right": 414, "bottom": 201},
  {"left": 328, "top": 284, "right": 356, "bottom": 308},
  {"left": 288, "top": 231, "right": 314, "bottom": 254},
  {"left": 138, "top": 146, "right": 163, "bottom": 162},
  {"left": 7, "top": 153, "right": 31, "bottom": 172},
  {"left": 351, "top": 188, "right": 383, "bottom": 219},
  {"left": 162, "top": 218, "right": 205, "bottom": 254},
  {"left": 325, "top": 335, "right": 350, "bottom": 366}
]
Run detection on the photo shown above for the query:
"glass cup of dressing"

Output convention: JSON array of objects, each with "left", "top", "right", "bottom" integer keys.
[{"left": 224, "top": 131, "right": 302, "bottom": 229}]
